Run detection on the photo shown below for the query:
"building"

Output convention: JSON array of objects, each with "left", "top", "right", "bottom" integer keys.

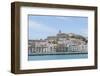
[
  {"left": 28, "top": 30, "right": 88, "bottom": 54},
  {"left": 68, "top": 44, "right": 87, "bottom": 52}
]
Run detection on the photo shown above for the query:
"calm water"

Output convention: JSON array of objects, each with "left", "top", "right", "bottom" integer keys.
[{"left": 28, "top": 53, "right": 88, "bottom": 61}]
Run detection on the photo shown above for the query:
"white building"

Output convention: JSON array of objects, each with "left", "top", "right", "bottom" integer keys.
[
  {"left": 68, "top": 44, "right": 87, "bottom": 52},
  {"left": 28, "top": 30, "right": 88, "bottom": 54}
]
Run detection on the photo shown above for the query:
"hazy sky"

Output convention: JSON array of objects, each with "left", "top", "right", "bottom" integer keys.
[{"left": 28, "top": 15, "right": 88, "bottom": 40}]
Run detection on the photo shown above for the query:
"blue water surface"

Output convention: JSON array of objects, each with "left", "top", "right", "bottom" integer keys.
[{"left": 28, "top": 53, "right": 88, "bottom": 61}]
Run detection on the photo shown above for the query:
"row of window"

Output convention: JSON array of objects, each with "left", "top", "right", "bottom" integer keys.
[{"left": 28, "top": 46, "right": 87, "bottom": 53}]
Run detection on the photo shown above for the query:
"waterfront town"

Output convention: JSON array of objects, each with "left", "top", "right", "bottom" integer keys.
[{"left": 28, "top": 30, "right": 88, "bottom": 55}]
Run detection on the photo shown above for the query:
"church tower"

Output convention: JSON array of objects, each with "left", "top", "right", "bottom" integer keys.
[{"left": 59, "top": 30, "right": 62, "bottom": 34}]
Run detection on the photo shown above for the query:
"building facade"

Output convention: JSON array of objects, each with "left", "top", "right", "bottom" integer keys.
[{"left": 28, "top": 30, "right": 88, "bottom": 54}]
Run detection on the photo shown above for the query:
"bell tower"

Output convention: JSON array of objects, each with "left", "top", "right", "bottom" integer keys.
[{"left": 59, "top": 30, "right": 61, "bottom": 34}]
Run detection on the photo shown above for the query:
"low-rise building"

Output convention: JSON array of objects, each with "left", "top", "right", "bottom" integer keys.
[{"left": 28, "top": 30, "right": 88, "bottom": 54}]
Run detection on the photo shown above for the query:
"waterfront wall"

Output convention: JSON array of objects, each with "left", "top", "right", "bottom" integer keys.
[{"left": 28, "top": 44, "right": 88, "bottom": 54}]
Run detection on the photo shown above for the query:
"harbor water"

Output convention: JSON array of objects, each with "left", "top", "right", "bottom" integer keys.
[{"left": 28, "top": 53, "right": 88, "bottom": 61}]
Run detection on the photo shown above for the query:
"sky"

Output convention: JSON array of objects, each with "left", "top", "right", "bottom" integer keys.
[{"left": 28, "top": 15, "right": 88, "bottom": 40}]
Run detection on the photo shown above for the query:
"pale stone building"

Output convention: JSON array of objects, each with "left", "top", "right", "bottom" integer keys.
[{"left": 28, "top": 30, "right": 88, "bottom": 54}]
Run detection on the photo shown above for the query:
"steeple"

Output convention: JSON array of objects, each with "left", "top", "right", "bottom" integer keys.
[{"left": 59, "top": 30, "right": 61, "bottom": 34}]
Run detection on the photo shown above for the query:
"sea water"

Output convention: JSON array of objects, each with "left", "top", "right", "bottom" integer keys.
[{"left": 28, "top": 53, "right": 88, "bottom": 61}]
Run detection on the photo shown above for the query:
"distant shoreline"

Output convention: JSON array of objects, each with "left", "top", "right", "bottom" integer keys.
[{"left": 28, "top": 52, "right": 88, "bottom": 56}]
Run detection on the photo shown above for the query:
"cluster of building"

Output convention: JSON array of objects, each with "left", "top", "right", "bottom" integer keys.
[{"left": 28, "top": 30, "right": 88, "bottom": 54}]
